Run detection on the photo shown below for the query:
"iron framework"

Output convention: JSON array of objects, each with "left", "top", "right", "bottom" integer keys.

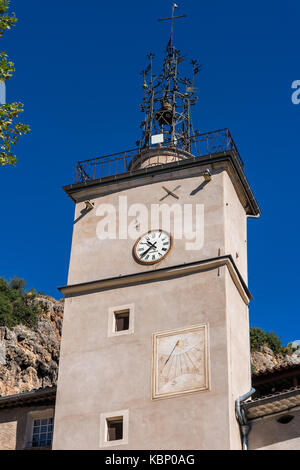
[{"left": 74, "top": 128, "right": 243, "bottom": 184}]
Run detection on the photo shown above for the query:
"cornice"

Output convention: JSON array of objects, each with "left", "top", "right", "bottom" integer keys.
[
  {"left": 58, "top": 255, "right": 252, "bottom": 305},
  {"left": 63, "top": 151, "right": 261, "bottom": 216}
]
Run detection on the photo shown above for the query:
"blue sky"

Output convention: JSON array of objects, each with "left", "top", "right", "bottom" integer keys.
[{"left": 0, "top": 0, "right": 299, "bottom": 345}]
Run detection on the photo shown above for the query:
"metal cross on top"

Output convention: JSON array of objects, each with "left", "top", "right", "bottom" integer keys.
[
  {"left": 158, "top": 3, "right": 187, "bottom": 49},
  {"left": 137, "top": 3, "right": 199, "bottom": 154}
]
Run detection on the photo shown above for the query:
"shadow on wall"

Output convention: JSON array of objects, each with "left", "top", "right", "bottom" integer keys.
[
  {"left": 0, "top": 408, "right": 25, "bottom": 450},
  {"left": 248, "top": 411, "right": 300, "bottom": 450}
]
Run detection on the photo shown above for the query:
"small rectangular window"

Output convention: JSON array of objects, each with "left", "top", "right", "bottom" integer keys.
[
  {"left": 106, "top": 417, "right": 123, "bottom": 441},
  {"left": 31, "top": 417, "right": 53, "bottom": 447},
  {"left": 114, "top": 310, "right": 130, "bottom": 332},
  {"left": 100, "top": 409, "right": 129, "bottom": 447}
]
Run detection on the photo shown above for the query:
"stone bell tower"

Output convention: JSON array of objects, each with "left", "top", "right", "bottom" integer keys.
[{"left": 52, "top": 6, "right": 260, "bottom": 450}]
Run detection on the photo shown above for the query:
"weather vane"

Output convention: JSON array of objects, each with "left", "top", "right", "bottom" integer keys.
[
  {"left": 136, "top": 3, "right": 201, "bottom": 154},
  {"left": 158, "top": 3, "right": 186, "bottom": 49}
]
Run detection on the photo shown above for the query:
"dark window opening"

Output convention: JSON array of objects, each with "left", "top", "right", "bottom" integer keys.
[
  {"left": 114, "top": 310, "right": 130, "bottom": 332},
  {"left": 107, "top": 418, "right": 123, "bottom": 441},
  {"left": 277, "top": 415, "right": 294, "bottom": 424}
]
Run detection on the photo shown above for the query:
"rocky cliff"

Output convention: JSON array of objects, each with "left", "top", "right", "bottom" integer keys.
[
  {"left": 251, "top": 345, "right": 300, "bottom": 374},
  {"left": 0, "top": 296, "right": 63, "bottom": 396}
]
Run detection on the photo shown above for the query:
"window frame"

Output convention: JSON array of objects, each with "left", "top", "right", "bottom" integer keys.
[
  {"left": 24, "top": 408, "right": 54, "bottom": 449},
  {"left": 99, "top": 409, "right": 129, "bottom": 448},
  {"left": 108, "top": 303, "right": 135, "bottom": 337}
]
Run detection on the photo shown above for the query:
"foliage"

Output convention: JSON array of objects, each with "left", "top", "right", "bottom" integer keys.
[
  {"left": 250, "top": 327, "right": 289, "bottom": 356},
  {"left": 0, "top": 0, "right": 30, "bottom": 166},
  {"left": 0, "top": 292, "right": 13, "bottom": 327},
  {"left": 9, "top": 275, "right": 26, "bottom": 293},
  {"left": 0, "top": 276, "right": 19, "bottom": 301},
  {"left": 0, "top": 0, "right": 16, "bottom": 37},
  {"left": 0, "top": 51, "right": 14, "bottom": 80},
  {"left": 11, "top": 296, "right": 40, "bottom": 327},
  {"left": 0, "top": 277, "right": 41, "bottom": 328}
]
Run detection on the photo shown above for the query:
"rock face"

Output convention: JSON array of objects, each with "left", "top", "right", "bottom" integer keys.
[
  {"left": 0, "top": 296, "right": 63, "bottom": 397},
  {"left": 251, "top": 345, "right": 300, "bottom": 374}
]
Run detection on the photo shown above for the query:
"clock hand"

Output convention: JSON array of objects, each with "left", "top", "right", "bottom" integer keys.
[
  {"left": 164, "top": 340, "right": 180, "bottom": 366},
  {"left": 140, "top": 242, "right": 157, "bottom": 258},
  {"left": 146, "top": 240, "right": 157, "bottom": 248}
]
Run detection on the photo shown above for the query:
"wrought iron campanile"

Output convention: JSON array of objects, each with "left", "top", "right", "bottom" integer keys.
[
  {"left": 137, "top": 4, "right": 201, "bottom": 154},
  {"left": 74, "top": 4, "right": 245, "bottom": 184}
]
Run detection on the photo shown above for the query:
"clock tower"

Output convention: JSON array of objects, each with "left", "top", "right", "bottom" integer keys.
[{"left": 52, "top": 6, "right": 260, "bottom": 450}]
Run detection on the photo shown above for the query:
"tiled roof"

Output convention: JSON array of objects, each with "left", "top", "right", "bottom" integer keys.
[
  {"left": 244, "top": 387, "right": 300, "bottom": 420},
  {"left": 0, "top": 386, "right": 56, "bottom": 409}
]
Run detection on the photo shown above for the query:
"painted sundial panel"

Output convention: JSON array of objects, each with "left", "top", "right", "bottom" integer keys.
[{"left": 152, "top": 324, "right": 209, "bottom": 399}]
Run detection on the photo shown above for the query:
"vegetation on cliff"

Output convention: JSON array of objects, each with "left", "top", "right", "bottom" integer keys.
[
  {"left": 0, "top": 283, "right": 63, "bottom": 396},
  {"left": 0, "top": 277, "right": 42, "bottom": 328},
  {"left": 250, "top": 327, "right": 291, "bottom": 356}
]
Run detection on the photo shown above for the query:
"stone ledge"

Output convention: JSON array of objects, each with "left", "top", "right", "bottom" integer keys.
[{"left": 58, "top": 254, "right": 252, "bottom": 305}]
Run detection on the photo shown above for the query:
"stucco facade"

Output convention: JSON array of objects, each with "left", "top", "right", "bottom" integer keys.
[{"left": 53, "top": 151, "right": 259, "bottom": 450}]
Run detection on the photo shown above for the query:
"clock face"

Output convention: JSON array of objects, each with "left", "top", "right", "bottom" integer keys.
[
  {"left": 133, "top": 230, "right": 172, "bottom": 265},
  {"left": 152, "top": 325, "right": 209, "bottom": 399}
]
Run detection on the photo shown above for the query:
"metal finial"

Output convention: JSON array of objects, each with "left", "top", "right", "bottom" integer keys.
[
  {"left": 158, "top": 3, "right": 187, "bottom": 49},
  {"left": 138, "top": 5, "right": 200, "bottom": 153}
]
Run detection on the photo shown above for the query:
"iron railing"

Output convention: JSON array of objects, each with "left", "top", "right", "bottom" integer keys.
[{"left": 74, "top": 128, "right": 243, "bottom": 184}]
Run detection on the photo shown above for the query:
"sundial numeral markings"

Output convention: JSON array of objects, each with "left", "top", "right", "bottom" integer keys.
[
  {"left": 161, "top": 340, "right": 203, "bottom": 383},
  {"left": 185, "top": 351, "right": 198, "bottom": 373},
  {"left": 176, "top": 355, "right": 181, "bottom": 380},
  {"left": 182, "top": 352, "right": 192, "bottom": 373},
  {"left": 167, "top": 356, "right": 176, "bottom": 380},
  {"left": 172, "top": 356, "right": 177, "bottom": 380},
  {"left": 179, "top": 353, "right": 183, "bottom": 376}
]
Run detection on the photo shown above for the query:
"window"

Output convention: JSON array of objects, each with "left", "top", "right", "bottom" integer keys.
[
  {"left": 106, "top": 417, "right": 123, "bottom": 441},
  {"left": 114, "top": 310, "right": 130, "bottom": 332},
  {"left": 108, "top": 303, "right": 134, "bottom": 337},
  {"left": 31, "top": 417, "right": 53, "bottom": 447},
  {"left": 25, "top": 409, "right": 54, "bottom": 449},
  {"left": 99, "top": 409, "right": 129, "bottom": 447}
]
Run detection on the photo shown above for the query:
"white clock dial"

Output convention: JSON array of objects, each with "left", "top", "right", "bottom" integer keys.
[{"left": 133, "top": 230, "right": 172, "bottom": 265}]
